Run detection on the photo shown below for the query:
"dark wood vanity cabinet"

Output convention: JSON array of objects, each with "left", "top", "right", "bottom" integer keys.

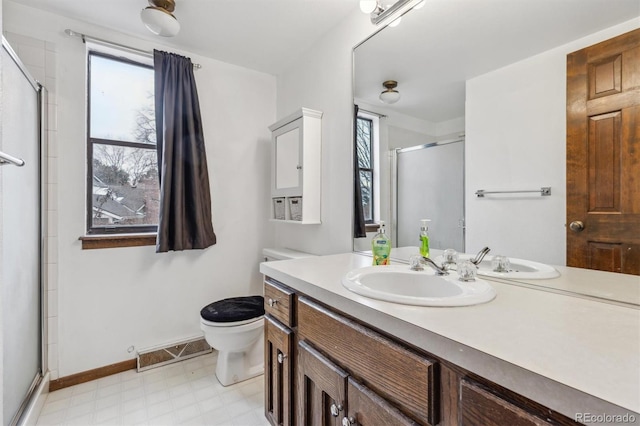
[{"left": 263, "top": 278, "right": 579, "bottom": 426}]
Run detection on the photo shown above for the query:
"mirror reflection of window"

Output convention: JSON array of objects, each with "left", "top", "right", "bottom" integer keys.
[
  {"left": 356, "top": 113, "right": 381, "bottom": 224},
  {"left": 356, "top": 116, "right": 374, "bottom": 223}
]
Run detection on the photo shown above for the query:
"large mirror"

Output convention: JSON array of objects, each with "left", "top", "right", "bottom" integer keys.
[{"left": 352, "top": 0, "right": 640, "bottom": 304}]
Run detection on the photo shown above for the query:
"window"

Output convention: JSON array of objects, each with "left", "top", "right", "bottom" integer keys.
[
  {"left": 356, "top": 116, "right": 374, "bottom": 223},
  {"left": 87, "top": 51, "right": 159, "bottom": 235}
]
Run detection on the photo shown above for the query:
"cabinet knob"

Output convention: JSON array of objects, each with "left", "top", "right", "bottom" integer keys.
[
  {"left": 342, "top": 416, "right": 356, "bottom": 426},
  {"left": 277, "top": 353, "right": 287, "bottom": 364},
  {"left": 330, "top": 403, "right": 343, "bottom": 417},
  {"left": 296, "top": 165, "right": 302, "bottom": 170},
  {"left": 268, "top": 298, "right": 278, "bottom": 307}
]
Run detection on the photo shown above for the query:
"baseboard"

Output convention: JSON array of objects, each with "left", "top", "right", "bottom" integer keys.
[{"left": 49, "top": 359, "right": 136, "bottom": 392}]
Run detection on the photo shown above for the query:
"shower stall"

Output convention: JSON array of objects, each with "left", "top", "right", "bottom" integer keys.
[
  {"left": 1, "top": 37, "right": 47, "bottom": 425},
  {"left": 393, "top": 138, "right": 465, "bottom": 253}
]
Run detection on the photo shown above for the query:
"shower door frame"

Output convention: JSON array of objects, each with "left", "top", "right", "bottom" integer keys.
[
  {"left": 391, "top": 137, "right": 466, "bottom": 253},
  {"left": 2, "top": 36, "right": 48, "bottom": 426}
]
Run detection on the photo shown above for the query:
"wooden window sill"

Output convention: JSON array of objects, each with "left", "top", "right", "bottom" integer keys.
[
  {"left": 365, "top": 223, "right": 381, "bottom": 233},
  {"left": 79, "top": 233, "right": 157, "bottom": 250}
]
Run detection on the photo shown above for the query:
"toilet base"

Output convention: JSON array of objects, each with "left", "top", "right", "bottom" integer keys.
[{"left": 215, "top": 334, "right": 264, "bottom": 386}]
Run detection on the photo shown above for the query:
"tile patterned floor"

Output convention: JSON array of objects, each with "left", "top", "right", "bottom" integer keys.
[{"left": 36, "top": 352, "right": 270, "bottom": 426}]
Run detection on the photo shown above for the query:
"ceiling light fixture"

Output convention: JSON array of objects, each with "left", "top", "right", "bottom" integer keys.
[
  {"left": 141, "top": 0, "right": 180, "bottom": 37},
  {"left": 379, "top": 80, "right": 401, "bottom": 104},
  {"left": 361, "top": 0, "right": 424, "bottom": 27}
]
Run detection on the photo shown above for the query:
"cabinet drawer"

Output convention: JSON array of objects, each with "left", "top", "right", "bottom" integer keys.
[
  {"left": 264, "top": 279, "right": 295, "bottom": 327},
  {"left": 460, "top": 379, "right": 553, "bottom": 426},
  {"left": 297, "top": 296, "right": 438, "bottom": 425}
]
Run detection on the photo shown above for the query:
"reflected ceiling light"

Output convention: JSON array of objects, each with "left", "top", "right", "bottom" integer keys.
[
  {"left": 362, "top": 0, "right": 424, "bottom": 27},
  {"left": 379, "top": 80, "right": 401, "bottom": 104},
  {"left": 359, "top": 0, "right": 378, "bottom": 13},
  {"left": 141, "top": 0, "right": 180, "bottom": 37}
]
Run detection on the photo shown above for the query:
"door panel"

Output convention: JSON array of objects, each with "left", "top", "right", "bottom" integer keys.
[
  {"left": 567, "top": 28, "right": 640, "bottom": 275},
  {"left": 1, "top": 41, "right": 43, "bottom": 425},
  {"left": 265, "top": 316, "right": 293, "bottom": 426}
]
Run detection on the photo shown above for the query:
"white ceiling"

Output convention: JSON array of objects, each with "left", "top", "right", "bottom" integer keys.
[
  {"left": 355, "top": 0, "right": 640, "bottom": 123},
  {"left": 6, "top": 0, "right": 361, "bottom": 75}
]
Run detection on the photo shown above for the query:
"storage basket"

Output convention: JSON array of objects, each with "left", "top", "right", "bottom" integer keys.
[
  {"left": 289, "top": 197, "right": 303, "bottom": 221},
  {"left": 273, "top": 197, "right": 285, "bottom": 220}
]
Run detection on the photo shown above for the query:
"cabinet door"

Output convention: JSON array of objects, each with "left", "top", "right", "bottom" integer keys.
[
  {"left": 460, "top": 380, "right": 553, "bottom": 426},
  {"left": 344, "top": 377, "right": 419, "bottom": 426},
  {"left": 297, "top": 340, "right": 348, "bottom": 426},
  {"left": 265, "top": 316, "right": 293, "bottom": 426},
  {"left": 272, "top": 119, "right": 303, "bottom": 197}
]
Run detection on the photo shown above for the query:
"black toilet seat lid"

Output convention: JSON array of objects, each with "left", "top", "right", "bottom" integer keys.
[{"left": 200, "top": 295, "right": 265, "bottom": 323}]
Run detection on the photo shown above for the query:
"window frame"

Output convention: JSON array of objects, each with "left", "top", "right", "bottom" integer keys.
[
  {"left": 86, "top": 50, "right": 159, "bottom": 236},
  {"left": 356, "top": 115, "right": 375, "bottom": 224}
]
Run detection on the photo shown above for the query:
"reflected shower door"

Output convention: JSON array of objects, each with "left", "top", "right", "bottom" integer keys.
[
  {"left": 396, "top": 141, "right": 464, "bottom": 252},
  {"left": 1, "top": 41, "right": 43, "bottom": 425}
]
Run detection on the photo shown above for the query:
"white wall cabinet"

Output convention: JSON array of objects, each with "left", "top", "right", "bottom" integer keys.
[{"left": 269, "top": 108, "right": 322, "bottom": 224}]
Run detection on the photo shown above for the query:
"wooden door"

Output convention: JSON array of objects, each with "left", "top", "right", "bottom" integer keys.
[
  {"left": 567, "top": 28, "right": 640, "bottom": 275},
  {"left": 265, "top": 316, "right": 293, "bottom": 426},
  {"left": 344, "top": 377, "right": 419, "bottom": 426},
  {"left": 297, "top": 340, "right": 348, "bottom": 426}
]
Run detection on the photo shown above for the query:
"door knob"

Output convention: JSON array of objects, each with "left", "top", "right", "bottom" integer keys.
[
  {"left": 569, "top": 221, "right": 584, "bottom": 232},
  {"left": 277, "top": 353, "right": 287, "bottom": 364}
]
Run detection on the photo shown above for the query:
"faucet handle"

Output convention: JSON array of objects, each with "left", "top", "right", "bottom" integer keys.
[{"left": 409, "top": 255, "right": 424, "bottom": 271}]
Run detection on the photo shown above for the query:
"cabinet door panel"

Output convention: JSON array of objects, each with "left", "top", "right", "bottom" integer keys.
[
  {"left": 346, "top": 377, "right": 419, "bottom": 426},
  {"left": 460, "top": 380, "right": 552, "bottom": 426},
  {"left": 297, "top": 297, "right": 438, "bottom": 425},
  {"left": 265, "top": 316, "right": 293, "bottom": 426},
  {"left": 297, "top": 340, "right": 348, "bottom": 426}
]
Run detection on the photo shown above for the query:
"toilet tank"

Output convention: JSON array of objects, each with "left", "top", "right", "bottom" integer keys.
[{"left": 262, "top": 248, "right": 316, "bottom": 262}]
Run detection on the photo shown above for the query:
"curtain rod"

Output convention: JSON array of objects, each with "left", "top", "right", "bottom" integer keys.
[
  {"left": 358, "top": 108, "right": 387, "bottom": 118},
  {"left": 64, "top": 29, "right": 202, "bottom": 69}
]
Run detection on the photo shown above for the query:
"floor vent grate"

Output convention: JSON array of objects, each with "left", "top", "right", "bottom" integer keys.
[{"left": 137, "top": 337, "right": 212, "bottom": 372}]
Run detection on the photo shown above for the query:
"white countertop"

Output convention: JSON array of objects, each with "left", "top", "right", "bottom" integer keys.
[{"left": 260, "top": 252, "right": 640, "bottom": 418}]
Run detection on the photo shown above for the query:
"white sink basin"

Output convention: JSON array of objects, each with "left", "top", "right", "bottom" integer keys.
[
  {"left": 435, "top": 254, "right": 560, "bottom": 280},
  {"left": 341, "top": 265, "right": 496, "bottom": 307}
]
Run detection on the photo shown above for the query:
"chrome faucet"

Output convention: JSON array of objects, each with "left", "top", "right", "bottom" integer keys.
[
  {"left": 470, "top": 247, "right": 491, "bottom": 266},
  {"left": 409, "top": 255, "right": 448, "bottom": 275}
]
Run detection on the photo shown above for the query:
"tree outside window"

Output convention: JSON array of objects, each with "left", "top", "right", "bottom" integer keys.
[
  {"left": 87, "top": 52, "right": 159, "bottom": 234},
  {"left": 356, "top": 117, "right": 374, "bottom": 223}
]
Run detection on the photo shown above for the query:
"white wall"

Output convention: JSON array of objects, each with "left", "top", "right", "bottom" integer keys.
[
  {"left": 274, "top": 11, "right": 376, "bottom": 255},
  {"left": 4, "top": 2, "right": 276, "bottom": 377},
  {"left": 465, "top": 19, "right": 639, "bottom": 265}
]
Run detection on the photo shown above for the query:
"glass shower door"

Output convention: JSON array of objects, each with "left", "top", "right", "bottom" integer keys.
[{"left": 1, "top": 40, "right": 43, "bottom": 426}]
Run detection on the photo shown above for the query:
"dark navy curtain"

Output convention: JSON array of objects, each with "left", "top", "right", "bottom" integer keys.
[{"left": 154, "top": 50, "right": 217, "bottom": 252}]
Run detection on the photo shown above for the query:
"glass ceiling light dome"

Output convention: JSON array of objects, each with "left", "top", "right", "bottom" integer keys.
[
  {"left": 379, "top": 80, "right": 401, "bottom": 104},
  {"left": 141, "top": 0, "right": 180, "bottom": 37}
]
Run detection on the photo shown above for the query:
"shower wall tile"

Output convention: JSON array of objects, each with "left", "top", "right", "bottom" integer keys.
[
  {"left": 3, "top": 32, "right": 44, "bottom": 49},
  {"left": 48, "top": 210, "right": 57, "bottom": 237},
  {"left": 48, "top": 317, "right": 58, "bottom": 345},
  {"left": 47, "top": 130, "right": 57, "bottom": 158},
  {"left": 47, "top": 183, "right": 58, "bottom": 211},
  {"left": 45, "top": 50, "right": 56, "bottom": 77},
  {"left": 46, "top": 236, "right": 58, "bottom": 266},
  {"left": 47, "top": 156, "right": 58, "bottom": 184},
  {"left": 29, "top": 65, "right": 46, "bottom": 84},
  {"left": 48, "top": 263, "right": 58, "bottom": 290},
  {"left": 47, "top": 103, "right": 57, "bottom": 131},
  {"left": 48, "top": 289, "right": 58, "bottom": 317}
]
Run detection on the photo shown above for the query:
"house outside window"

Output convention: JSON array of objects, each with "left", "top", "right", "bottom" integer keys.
[
  {"left": 356, "top": 116, "right": 374, "bottom": 223},
  {"left": 87, "top": 50, "right": 159, "bottom": 234}
]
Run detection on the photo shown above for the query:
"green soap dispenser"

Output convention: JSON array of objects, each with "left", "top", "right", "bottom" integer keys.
[
  {"left": 372, "top": 221, "right": 391, "bottom": 265},
  {"left": 419, "top": 219, "right": 431, "bottom": 258}
]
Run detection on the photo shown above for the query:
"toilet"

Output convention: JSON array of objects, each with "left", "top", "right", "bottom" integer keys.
[{"left": 200, "top": 248, "right": 315, "bottom": 386}]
